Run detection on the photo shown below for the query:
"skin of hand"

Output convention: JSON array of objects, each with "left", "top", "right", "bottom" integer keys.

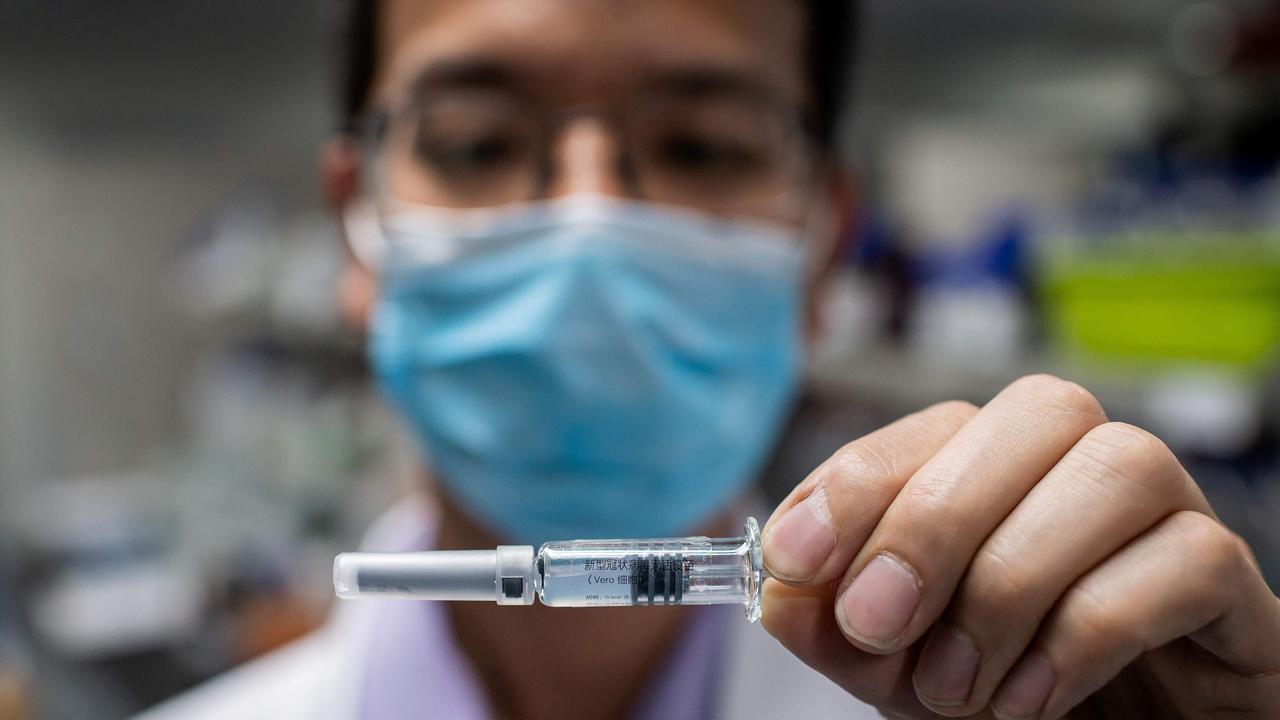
[{"left": 761, "top": 374, "right": 1280, "bottom": 719}]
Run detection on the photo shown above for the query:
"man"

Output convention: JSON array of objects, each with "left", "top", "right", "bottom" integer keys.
[{"left": 143, "top": 1, "right": 1280, "bottom": 718}]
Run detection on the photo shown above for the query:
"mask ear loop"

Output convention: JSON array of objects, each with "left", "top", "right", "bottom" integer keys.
[
  {"left": 341, "top": 109, "right": 395, "bottom": 274},
  {"left": 343, "top": 200, "right": 389, "bottom": 273}
]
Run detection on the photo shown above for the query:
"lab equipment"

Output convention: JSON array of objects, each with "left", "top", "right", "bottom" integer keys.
[{"left": 334, "top": 517, "right": 768, "bottom": 621}]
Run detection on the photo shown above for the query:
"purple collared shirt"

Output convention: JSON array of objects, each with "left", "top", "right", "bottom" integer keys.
[{"left": 356, "top": 519, "right": 733, "bottom": 720}]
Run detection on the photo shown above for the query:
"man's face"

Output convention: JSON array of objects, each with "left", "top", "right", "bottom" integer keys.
[
  {"left": 333, "top": 0, "right": 836, "bottom": 540},
  {"left": 366, "top": 0, "right": 815, "bottom": 227},
  {"left": 332, "top": 0, "right": 838, "bottom": 332}
]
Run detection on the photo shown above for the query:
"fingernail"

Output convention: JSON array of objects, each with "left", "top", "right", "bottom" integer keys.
[
  {"left": 913, "top": 625, "right": 979, "bottom": 707},
  {"left": 836, "top": 553, "right": 921, "bottom": 648},
  {"left": 763, "top": 488, "right": 836, "bottom": 581},
  {"left": 992, "top": 652, "right": 1054, "bottom": 720}
]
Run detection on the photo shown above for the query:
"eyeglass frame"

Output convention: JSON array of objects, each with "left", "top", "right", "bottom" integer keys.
[{"left": 347, "top": 81, "right": 824, "bottom": 218}]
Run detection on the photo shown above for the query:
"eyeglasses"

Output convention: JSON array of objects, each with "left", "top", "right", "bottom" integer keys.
[{"left": 360, "top": 86, "right": 815, "bottom": 216}]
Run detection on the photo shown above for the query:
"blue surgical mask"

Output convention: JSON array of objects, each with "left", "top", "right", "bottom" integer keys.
[{"left": 368, "top": 195, "right": 808, "bottom": 544}]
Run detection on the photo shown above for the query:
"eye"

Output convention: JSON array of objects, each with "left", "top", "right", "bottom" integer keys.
[
  {"left": 653, "top": 133, "right": 764, "bottom": 174},
  {"left": 416, "top": 130, "right": 524, "bottom": 175}
]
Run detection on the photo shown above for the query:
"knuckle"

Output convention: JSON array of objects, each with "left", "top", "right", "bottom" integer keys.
[
  {"left": 965, "top": 542, "right": 1038, "bottom": 614},
  {"left": 828, "top": 441, "right": 895, "bottom": 483},
  {"left": 1085, "top": 422, "right": 1170, "bottom": 460},
  {"left": 1010, "top": 374, "right": 1105, "bottom": 419},
  {"left": 1076, "top": 422, "right": 1179, "bottom": 484},
  {"left": 821, "top": 440, "right": 906, "bottom": 498},
  {"left": 822, "top": 402, "right": 979, "bottom": 497},
  {"left": 923, "top": 400, "right": 980, "bottom": 424},
  {"left": 899, "top": 464, "right": 970, "bottom": 532},
  {"left": 1167, "top": 511, "right": 1246, "bottom": 584},
  {"left": 1057, "top": 582, "right": 1134, "bottom": 656}
]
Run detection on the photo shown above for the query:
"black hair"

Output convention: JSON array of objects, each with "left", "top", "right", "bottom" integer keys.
[{"left": 334, "top": 0, "right": 857, "bottom": 150}]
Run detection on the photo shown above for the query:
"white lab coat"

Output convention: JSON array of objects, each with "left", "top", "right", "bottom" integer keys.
[{"left": 136, "top": 499, "right": 881, "bottom": 720}]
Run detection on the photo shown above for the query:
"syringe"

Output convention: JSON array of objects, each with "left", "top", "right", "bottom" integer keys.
[{"left": 333, "top": 517, "right": 767, "bottom": 621}]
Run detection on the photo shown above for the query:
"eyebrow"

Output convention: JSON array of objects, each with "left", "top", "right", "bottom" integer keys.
[
  {"left": 400, "top": 57, "right": 521, "bottom": 99},
  {"left": 643, "top": 66, "right": 793, "bottom": 107},
  {"left": 393, "top": 55, "right": 795, "bottom": 111}
]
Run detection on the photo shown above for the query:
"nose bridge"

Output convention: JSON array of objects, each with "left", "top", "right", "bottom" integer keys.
[{"left": 545, "top": 115, "right": 630, "bottom": 199}]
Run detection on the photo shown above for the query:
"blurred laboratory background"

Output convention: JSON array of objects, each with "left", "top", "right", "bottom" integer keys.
[{"left": 1, "top": 1, "right": 1278, "bottom": 717}]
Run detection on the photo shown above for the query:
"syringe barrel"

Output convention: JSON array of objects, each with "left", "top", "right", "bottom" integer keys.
[{"left": 536, "top": 517, "right": 764, "bottom": 620}]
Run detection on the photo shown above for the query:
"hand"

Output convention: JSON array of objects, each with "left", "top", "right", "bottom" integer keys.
[{"left": 760, "top": 375, "right": 1280, "bottom": 719}]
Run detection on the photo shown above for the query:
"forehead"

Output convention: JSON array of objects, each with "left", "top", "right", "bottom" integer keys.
[{"left": 373, "top": 0, "right": 807, "bottom": 108}]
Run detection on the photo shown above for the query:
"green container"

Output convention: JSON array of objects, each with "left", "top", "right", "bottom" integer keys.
[{"left": 1041, "top": 234, "right": 1280, "bottom": 369}]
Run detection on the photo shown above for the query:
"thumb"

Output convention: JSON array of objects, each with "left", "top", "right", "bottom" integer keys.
[{"left": 761, "top": 578, "right": 935, "bottom": 719}]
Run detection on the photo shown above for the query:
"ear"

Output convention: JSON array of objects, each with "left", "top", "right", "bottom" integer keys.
[
  {"left": 804, "top": 164, "right": 860, "bottom": 340},
  {"left": 320, "top": 136, "right": 379, "bottom": 334},
  {"left": 321, "top": 135, "right": 361, "bottom": 211}
]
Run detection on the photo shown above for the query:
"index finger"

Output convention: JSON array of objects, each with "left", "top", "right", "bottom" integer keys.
[{"left": 762, "top": 400, "right": 979, "bottom": 586}]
